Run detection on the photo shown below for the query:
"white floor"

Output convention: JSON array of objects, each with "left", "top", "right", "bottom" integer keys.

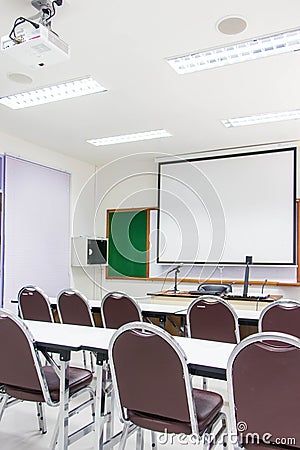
[{"left": 0, "top": 353, "right": 230, "bottom": 450}]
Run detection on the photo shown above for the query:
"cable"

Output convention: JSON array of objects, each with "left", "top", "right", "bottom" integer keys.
[
  {"left": 47, "top": 1, "right": 62, "bottom": 21},
  {"left": 9, "top": 17, "right": 39, "bottom": 43},
  {"left": 160, "top": 271, "right": 169, "bottom": 292}
]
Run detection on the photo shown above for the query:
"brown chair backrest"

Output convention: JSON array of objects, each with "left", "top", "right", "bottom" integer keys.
[
  {"left": 187, "top": 296, "right": 239, "bottom": 343},
  {"left": 0, "top": 310, "right": 46, "bottom": 395},
  {"left": 109, "top": 322, "right": 195, "bottom": 427},
  {"left": 101, "top": 292, "right": 142, "bottom": 329},
  {"left": 18, "top": 285, "right": 53, "bottom": 322},
  {"left": 259, "top": 300, "right": 300, "bottom": 338},
  {"left": 228, "top": 332, "right": 300, "bottom": 448},
  {"left": 57, "top": 289, "right": 94, "bottom": 326}
]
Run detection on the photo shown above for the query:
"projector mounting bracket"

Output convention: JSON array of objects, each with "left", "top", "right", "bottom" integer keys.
[{"left": 31, "top": 0, "right": 63, "bottom": 11}]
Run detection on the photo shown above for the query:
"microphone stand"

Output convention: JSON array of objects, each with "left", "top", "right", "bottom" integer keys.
[{"left": 173, "top": 266, "right": 181, "bottom": 293}]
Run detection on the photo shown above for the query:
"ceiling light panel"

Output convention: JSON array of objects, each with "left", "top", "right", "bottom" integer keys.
[
  {"left": 0, "top": 76, "right": 107, "bottom": 109},
  {"left": 222, "top": 109, "right": 300, "bottom": 127},
  {"left": 167, "top": 28, "right": 300, "bottom": 74},
  {"left": 87, "top": 129, "right": 172, "bottom": 146}
]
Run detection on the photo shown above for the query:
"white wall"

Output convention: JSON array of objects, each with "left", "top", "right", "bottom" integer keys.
[
  {"left": 1, "top": 132, "right": 299, "bottom": 302},
  {"left": 91, "top": 150, "right": 300, "bottom": 302}
]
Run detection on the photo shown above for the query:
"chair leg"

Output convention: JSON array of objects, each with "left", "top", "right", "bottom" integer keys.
[
  {"left": 49, "top": 411, "right": 59, "bottom": 450},
  {"left": 203, "top": 424, "right": 213, "bottom": 450},
  {"left": 151, "top": 431, "right": 157, "bottom": 448},
  {"left": 105, "top": 386, "right": 115, "bottom": 444},
  {"left": 136, "top": 427, "right": 144, "bottom": 450},
  {"left": 83, "top": 350, "right": 87, "bottom": 369},
  {"left": 90, "top": 351, "right": 95, "bottom": 373},
  {"left": 36, "top": 402, "right": 47, "bottom": 434},
  {"left": 206, "top": 412, "right": 227, "bottom": 450},
  {"left": 118, "top": 422, "right": 130, "bottom": 450},
  {"left": 222, "top": 416, "right": 228, "bottom": 450},
  {"left": 0, "top": 393, "right": 9, "bottom": 421}
]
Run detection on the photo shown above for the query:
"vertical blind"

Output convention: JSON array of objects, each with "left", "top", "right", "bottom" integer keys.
[{"left": 3, "top": 156, "right": 70, "bottom": 310}]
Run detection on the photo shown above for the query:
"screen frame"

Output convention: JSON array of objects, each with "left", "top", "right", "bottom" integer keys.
[{"left": 157, "top": 146, "right": 297, "bottom": 266}]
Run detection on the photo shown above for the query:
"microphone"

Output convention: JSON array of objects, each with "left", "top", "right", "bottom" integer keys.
[
  {"left": 256, "top": 279, "right": 268, "bottom": 306},
  {"left": 167, "top": 263, "right": 183, "bottom": 274},
  {"left": 261, "top": 279, "right": 268, "bottom": 295}
]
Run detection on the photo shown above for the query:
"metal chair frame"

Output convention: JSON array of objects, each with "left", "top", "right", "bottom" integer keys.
[
  {"left": 227, "top": 331, "right": 300, "bottom": 449},
  {"left": 57, "top": 288, "right": 95, "bottom": 326},
  {"left": 258, "top": 299, "right": 300, "bottom": 333},
  {"left": 57, "top": 288, "right": 95, "bottom": 371},
  {"left": 186, "top": 295, "right": 240, "bottom": 343},
  {"left": 187, "top": 295, "right": 240, "bottom": 390},
  {"left": 109, "top": 321, "right": 227, "bottom": 450},
  {"left": 18, "top": 285, "right": 54, "bottom": 322},
  {"left": 101, "top": 291, "right": 143, "bottom": 328},
  {"left": 0, "top": 309, "right": 95, "bottom": 448}
]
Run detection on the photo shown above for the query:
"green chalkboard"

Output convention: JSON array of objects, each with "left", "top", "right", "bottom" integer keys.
[{"left": 107, "top": 209, "right": 149, "bottom": 278}]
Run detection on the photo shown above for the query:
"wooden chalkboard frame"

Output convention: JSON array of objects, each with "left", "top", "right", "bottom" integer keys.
[{"left": 106, "top": 208, "right": 152, "bottom": 279}]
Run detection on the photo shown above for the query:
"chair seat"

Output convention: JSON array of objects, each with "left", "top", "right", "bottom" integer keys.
[
  {"left": 127, "top": 388, "right": 223, "bottom": 434},
  {"left": 4, "top": 366, "right": 93, "bottom": 403}
]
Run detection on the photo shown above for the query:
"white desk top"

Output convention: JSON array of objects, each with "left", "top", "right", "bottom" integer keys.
[
  {"left": 49, "top": 298, "right": 261, "bottom": 321},
  {"left": 140, "top": 303, "right": 261, "bottom": 320},
  {"left": 25, "top": 320, "right": 115, "bottom": 352},
  {"left": 175, "top": 336, "right": 234, "bottom": 370},
  {"left": 25, "top": 320, "right": 234, "bottom": 373}
]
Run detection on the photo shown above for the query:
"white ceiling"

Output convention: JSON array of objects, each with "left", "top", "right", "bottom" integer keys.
[{"left": 0, "top": 0, "right": 300, "bottom": 165}]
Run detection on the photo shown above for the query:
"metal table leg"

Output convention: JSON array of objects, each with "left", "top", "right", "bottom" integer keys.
[{"left": 58, "top": 350, "right": 70, "bottom": 450}]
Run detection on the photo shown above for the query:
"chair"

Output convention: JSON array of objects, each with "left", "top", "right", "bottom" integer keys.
[
  {"left": 187, "top": 295, "right": 240, "bottom": 389},
  {"left": 101, "top": 291, "right": 142, "bottom": 329},
  {"left": 227, "top": 331, "right": 300, "bottom": 449},
  {"left": 258, "top": 299, "right": 300, "bottom": 337},
  {"left": 57, "top": 289, "right": 95, "bottom": 370},
  {"left": 12, "top": 286, "right": 55, "bottom": 420},
  {"left": 197, "top": 283, "right": 232, "bottom": 296},
  {"left": 18, "top": 285, "right": 54, "bottom": 322},
  {"left": 57, "top": 288, "right": 95, "bottom": 326},
  {"left": 0, "top": 309, "right": 95, "bottom": 448},
  {"left": 109, "top": 321, "right": 227, "bottom": 450},
  {"left": 187, "top": 295, "right": 240, "bottom": 343},
  {"left": 101, "top": 291, "right": 143, "bottom": 442}
]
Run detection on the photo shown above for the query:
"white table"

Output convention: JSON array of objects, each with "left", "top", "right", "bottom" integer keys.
[
  {"left": 25, "top": 321, "right": 115, "bottom": 450},
  {"left": 48, "top": 297, "right": 261, "bottom": 328},
  {"left": 25, "top": 320, "right": 235, "bottom": 449}
]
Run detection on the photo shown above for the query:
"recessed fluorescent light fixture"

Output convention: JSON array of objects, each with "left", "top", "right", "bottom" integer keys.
[
  {"left": 87, "top": 129, "right": 172, "bottom": 146},
  {"left": 0, "top": 76, "right": 107, "bottom": 109},
  {"left": 222, "top": 109, "right": 300, "bottom": 127},
  {"left": 167, "top": 28, "right": 300, "bottom": 74}
]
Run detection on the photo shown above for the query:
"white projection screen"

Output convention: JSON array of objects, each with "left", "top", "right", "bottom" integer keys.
[{"left": 158, "top": 147, "right": 296, "bottom": 265}]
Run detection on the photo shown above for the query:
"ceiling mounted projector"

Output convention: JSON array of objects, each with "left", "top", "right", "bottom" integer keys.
[
  {"left": 1, "top": 0, "right": 69, "bottom": 67},
  {"left": 1, "top": 24, "right": 69, "bottom": 67}
]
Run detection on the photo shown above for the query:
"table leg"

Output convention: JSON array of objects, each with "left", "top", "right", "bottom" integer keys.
[
  {"left": 106, "top": 383, "right": 115, "bottom": 449},
  {"left": 58, "top": 352, "right": 70, "bottom": 450},
  {"left": 95, "top": 358, "right": 108, "bottom": 450},
  {"left": 159, "top": 314, "right": 166, "bottom": 328}
]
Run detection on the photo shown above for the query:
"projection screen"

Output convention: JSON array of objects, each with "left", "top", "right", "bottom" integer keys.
[{"left": 157, "top": 147, "right": 296, "bottom": 265}]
